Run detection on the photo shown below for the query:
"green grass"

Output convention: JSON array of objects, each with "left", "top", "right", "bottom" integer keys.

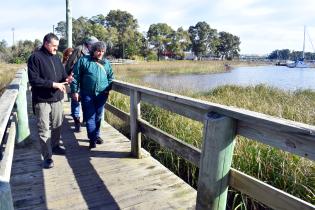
[
  {"left": 195, "top": 85, "right": 315, "bottom": 207},
  {"left": 0, "top": 63, "right": 25, "bottom": 95},
  {"left": 106, "top": 62, "right": 315, "bottom": 208},
  {"left": 113, "top": 60, "right": 232, "bottom": 80}
]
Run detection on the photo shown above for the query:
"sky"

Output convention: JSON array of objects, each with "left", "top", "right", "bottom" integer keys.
[{"left": 1, "top": 0, "right": 315, "bottom": 55}]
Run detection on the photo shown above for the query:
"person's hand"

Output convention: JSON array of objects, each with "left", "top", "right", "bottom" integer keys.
[
  {"left": 72, "top": 93, "right": 80, "bottom": 101},
  {"left": 53, "top": 82, "right": 68, "bottom": 92},
  {"left": 66, "top": 72, "right": 74, "bottom": 84}
]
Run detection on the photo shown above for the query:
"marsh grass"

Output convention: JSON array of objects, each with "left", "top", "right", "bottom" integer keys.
[
  {"left": 0, "top": 63, "right": 24, "bottom": 95},
  {"left": 113, "top": 60, "right": 231, "bottom": 80},
  {"left": 4, "top": 60, "right": 311, "bottom": 207},
  {"left": 106, "top": 63, "right": 315, "bottom": 208}
]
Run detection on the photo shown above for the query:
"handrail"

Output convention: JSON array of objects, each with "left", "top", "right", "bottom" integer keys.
[
  {"left": 111, "top": 80, "right": 315, "bottom": 160},
  {"left": 107, "top": 79, "right": 315, "bottom": 210},
  {"left": 0, "top": 69, "right": 29, "bottom": 210}
]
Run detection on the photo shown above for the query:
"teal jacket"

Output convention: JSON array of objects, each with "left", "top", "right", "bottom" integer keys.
[{"left": 71, "top": 55, "right": 114, "bottom": 96}]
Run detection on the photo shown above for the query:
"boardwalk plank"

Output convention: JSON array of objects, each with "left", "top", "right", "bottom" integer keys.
[{"left": 10, "top": 99, "right": 196, "bottom": 209}]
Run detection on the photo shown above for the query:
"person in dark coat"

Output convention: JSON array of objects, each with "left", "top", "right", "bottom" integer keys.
[{"left": 28, "top": 33, "right": 73, "bottom": 169}]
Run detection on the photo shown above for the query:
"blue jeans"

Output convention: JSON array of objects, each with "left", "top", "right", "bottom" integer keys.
[
  {"left": 81, "top": 91, "right": 109, "bottom": 143},
  {"left": 71, "top": 98, "right": 81, "bottom": 120}
]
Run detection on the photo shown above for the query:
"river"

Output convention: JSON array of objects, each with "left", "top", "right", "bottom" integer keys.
[{"left": 143, "top": 66, "right": 315, "bottom": 92}]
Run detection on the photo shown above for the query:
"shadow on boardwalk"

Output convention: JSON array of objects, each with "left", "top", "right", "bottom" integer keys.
[{"left": 10, "top": 92, "right": 196, "bottom": 209}]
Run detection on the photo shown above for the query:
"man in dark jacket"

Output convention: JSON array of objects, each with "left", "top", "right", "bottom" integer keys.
[{"left": 28, "top": 33, "right": 73, "bottom": 169}]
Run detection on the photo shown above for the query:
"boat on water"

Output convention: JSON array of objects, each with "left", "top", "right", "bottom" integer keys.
[
  {"left": 286, "top": 58, "right": 308, "bottom": 68},
  {"left": 286, "top": 26, "right": 309, "bottom": 68}
]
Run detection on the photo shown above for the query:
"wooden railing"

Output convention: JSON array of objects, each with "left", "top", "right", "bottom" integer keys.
[
  {"left": 0, "top": 69, "right": 30, "bottom": 210},
  {"left": 106, "top": 80, "right": 315, "bottom": 210}
]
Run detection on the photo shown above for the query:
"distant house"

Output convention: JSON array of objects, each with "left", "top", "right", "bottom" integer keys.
[
  {"left": 160, "top": 50, "right": 175, "bottom": 60},
  {"left": 184, "top": 51, "right": 197, "bottom": 60}
]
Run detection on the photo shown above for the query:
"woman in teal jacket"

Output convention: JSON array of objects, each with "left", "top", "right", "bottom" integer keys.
[{"left": 71, "top": 41, "right": 114, "bottom": 149}]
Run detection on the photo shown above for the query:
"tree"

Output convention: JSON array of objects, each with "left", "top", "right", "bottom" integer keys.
[
  {"left": 268, "top": 49, "right": 290, "bottom": 60},
  {"left": 89, "top": 14, "right": 106, "bottom": 25},
  {"left": 105, "top": 10, "right": 139, "bottom": 58},
  {"left": 0, "top": 39, "right": 10, "bottom": 62},
  {"left": 147, "top": 23, "right": 174, "bottom": 60},
  {"left": 216, "top": 31, "right": 240, "bottom": 60},
  {"left": 188, "top": 21, "right": 217, "bottom": 59},
  {"left": 8, "top": 40, "right": 41, "bottom": 63},
  {"left": 169, "top": 27, "right": 191, "bottom": 59}
]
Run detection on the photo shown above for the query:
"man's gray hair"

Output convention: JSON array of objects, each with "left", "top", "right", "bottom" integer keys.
[{"left": 90, "top": 41, "right": 106, "bottom": 55}]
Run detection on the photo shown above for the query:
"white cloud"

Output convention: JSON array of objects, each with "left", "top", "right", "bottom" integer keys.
[{"left": 1, "top": 0, "right": 315, "bottom": 54}]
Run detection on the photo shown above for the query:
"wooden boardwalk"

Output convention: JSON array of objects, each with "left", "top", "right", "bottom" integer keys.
[{"left": 10, "top": 99, "right": 196, "bottom": 210}]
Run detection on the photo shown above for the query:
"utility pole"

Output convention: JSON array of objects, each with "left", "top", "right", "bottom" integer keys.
[
  {"left": 66, "top": 0, "right": 72, "bottom": 48},
  {"left": 11, "top": 27, "right": 15, "bottom": 46},
  {"left": 53, "top": 25, "right": 55, "bottom": 34}
]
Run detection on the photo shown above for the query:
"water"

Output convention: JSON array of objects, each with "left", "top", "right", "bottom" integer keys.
[{"left": 143, "top": 66, "right": 315, "bottom": 92}]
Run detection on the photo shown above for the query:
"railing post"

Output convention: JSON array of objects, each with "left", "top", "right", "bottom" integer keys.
[
  {"left": 130, "top": 89, "right": 141, "bottom": 158},
  {"left": 196, "top": 112, "right": 236, "bottom": 210},
  {"left": 0, "top": 182, "right": 14, "bottom": 210},
  {"left": 15, "top": 69, "right": 30, "bottom": 145}
]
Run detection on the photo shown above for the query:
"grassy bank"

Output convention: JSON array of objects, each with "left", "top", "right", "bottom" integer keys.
[
  {"left": 0, "top": 63, "right": 25, "bottom": 95},
  {"left": 107, "top": 62, "right": 315, "bottom": 208},
  {"left": 112, "top": 60, "right": 260, "bottom": 81}
]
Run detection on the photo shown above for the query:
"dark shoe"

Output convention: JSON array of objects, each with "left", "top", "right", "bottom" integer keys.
[
  {"left": 89, "top": 141, "right": 96, "bottom": 149},
  {"left": 96, "top": 137, "right": 104, "bottom": 144},
  {"left": 43, "top": 159, "right": 54, "bottom": 169},
  {"left": 52, "top": 145, "right": 66, "bottom": 155},
  {"left": 74, "top": 117, "right": 81, "bottom": 132},
  {"left": 74, "top": 122, "right": 81, "bottom": 132}
]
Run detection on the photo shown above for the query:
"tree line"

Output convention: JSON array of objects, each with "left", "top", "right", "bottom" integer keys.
[
  {"left": 268, "top": 49, "right": 315, "bottom": 60},
  {"left": 55, "top": 10, "right": 241, "bottom": 61},
  {"left": 0, "top": 10, "right": 241, "bottom": 63}
]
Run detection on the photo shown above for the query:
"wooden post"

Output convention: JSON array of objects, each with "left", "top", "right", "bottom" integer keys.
[
  {"left": 196, "top": 112, "right": 236, "bottom": 210},
  {"left": 0, "top": 182, "right": 14, "bottom": 210},
  {"left": 15, "top": 70, "right": 30, "bottom": 145},
  {"left": 130, "top": 89, "right": 141, "bottom": 158}
]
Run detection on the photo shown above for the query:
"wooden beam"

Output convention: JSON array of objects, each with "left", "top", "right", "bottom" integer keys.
[
  {"left": 238, "top": 121, "right": 315, "bottom": 160},
  {"left": 105, "top": 103, "right": 130, "bottom": 122},
  {"left": 0, "top": 76, "right": 21, "bottom": 145},
  {"left": 139, "top": 119, "right": 201, "bottom": 166},
  {"left": 141, "top": 93, "right": 205, "bottom": 122},
  {"left": 229, "top": 169, "right": 315, "bottom": 210},
  {"left": 0, "top": 115, "right": 16, "bottom": 210},
  {"left": 112, "top": 81, "right": 315, "bottom": 161},
  {"left": 0, "top": 115, "right": 16, "bottom": 182}
]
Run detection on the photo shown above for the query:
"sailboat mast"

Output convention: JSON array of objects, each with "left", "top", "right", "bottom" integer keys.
[{"left": 302, "top": 26, "right": 305, "bottom": 59}]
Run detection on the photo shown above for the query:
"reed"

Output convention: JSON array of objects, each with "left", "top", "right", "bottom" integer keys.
[
  {"left": 106, "top": 66, "right": 315, "bottom": 208},
  {"left": 0, "top": 63, "right": 24, "bottom": 95},
  {"left": 113, "top": 60, "right": 230, "bottom": 80}
]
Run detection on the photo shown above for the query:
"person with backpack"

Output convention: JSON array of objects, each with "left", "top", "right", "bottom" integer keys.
[
  {"left": 65, "top": 36, "right": 98, "bottom": 132},
  {"left": 71, "top": 41, "right": 114, "bottom": 149}
]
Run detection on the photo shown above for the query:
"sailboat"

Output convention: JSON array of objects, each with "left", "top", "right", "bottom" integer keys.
[{"left": 287, "top": 26, "right": 309, "bottom": 68}]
